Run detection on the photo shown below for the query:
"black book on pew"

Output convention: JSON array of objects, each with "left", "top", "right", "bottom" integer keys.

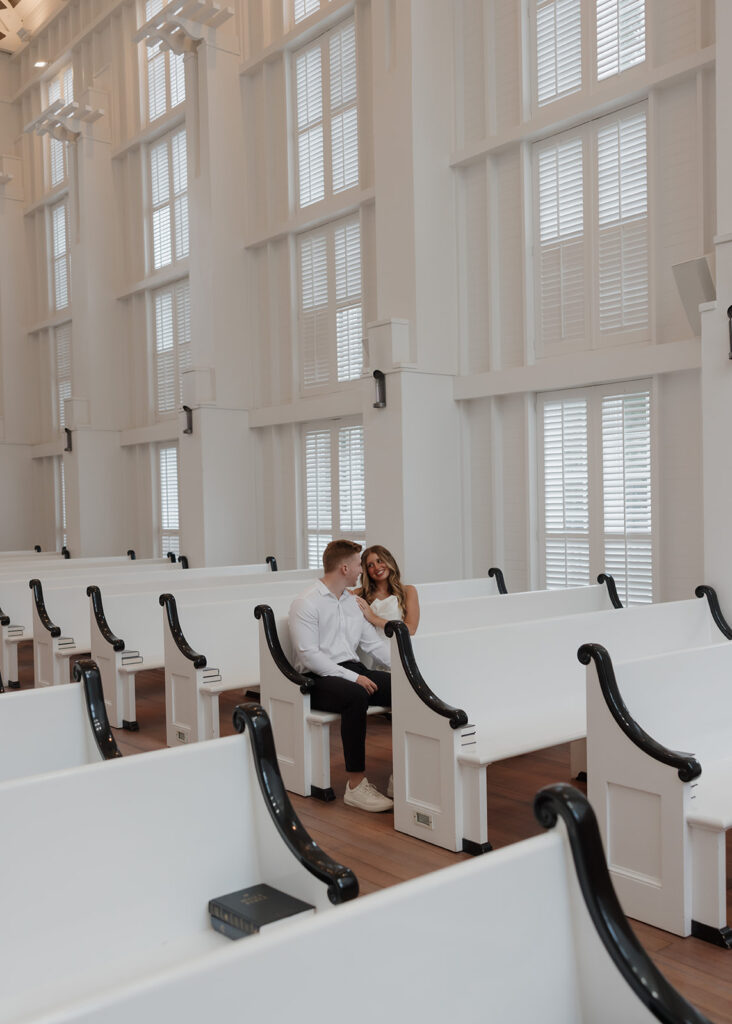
[{"left": 209, "top": 883, "right": 314, "bottom": 940}]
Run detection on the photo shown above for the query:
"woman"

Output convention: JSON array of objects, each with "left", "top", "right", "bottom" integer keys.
[{"left": 355, "top": 545, "right": 420, "bottom": 636}]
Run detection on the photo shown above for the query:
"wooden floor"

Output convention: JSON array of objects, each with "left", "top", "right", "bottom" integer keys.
[{"left": 17, "top": 645, "right": 732, "bottom": 1021}]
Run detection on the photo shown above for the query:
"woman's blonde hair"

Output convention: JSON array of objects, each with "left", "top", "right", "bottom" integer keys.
[{"left": 358, "top": 545, "right": 407, "bottom": 618}]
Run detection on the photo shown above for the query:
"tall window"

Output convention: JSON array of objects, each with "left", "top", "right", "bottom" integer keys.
[
  {"left": 54, "top": 322, "right": 72, "bottom": 431},
  {"left": 149, "top": 127, "right": 189, "bottom": 270},
  {"left": 534, "top": 104, "right": 648, "bottom": 354},
  {"left": 50, "top": 199, "right": 70, "bottom": 311},
  {"left": 144, "top": 0, "right": 185, "bottom": 122},
  {"left": 294, "top": 18, "right": 358, "bottom": 208},
  {"left": 293, "top": 0, "right": 320, "bottom": 23},
  {"left": 153, "top": 279, "right": 191, "bottom": 416},
  {"left": 55, "top": 456, "right": 67, "bottom": 551},
  {"left": 534, "top": 0, "right": 645, "bottom": 107},
  {"left": 159, "top": 444, "right": 180, "bottom": 557},
  {"left": 539, "top": 382, "right": 652, "bottom": 604},
  {"left": 299, "top": 215, "right": 362, "bottom": 389},
  {"left": 47, "top": 65, "right": 73, "bottom": 188},
  {"left": 304, "top": 420, "right": 365, "bottom": 568}
]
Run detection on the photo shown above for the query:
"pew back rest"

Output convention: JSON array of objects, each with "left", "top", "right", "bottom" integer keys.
[
  {"left": 101, "top": 566, "right": 317, "bottom": 596},
  {"left": 169, "top": 596, "right": 295, "bottom": 680},
  {"left": 44, "top": 827, "right": 661, "bottom": 1024},
  {"left": 612, "top": 642, "right": 732, "bottom": 762},
  {"left": 97, "top": 582, "right": 312, "bottom": 657},
  {"left": 0, "top": 734, "right": 331, "bottom": 1019},
  {"left": 417, "top": 584, "right": 610, "bottom": 633},
  {"left": 0, "top": 683, "right": 100, "bottom": 780},
  {"left": 406, "top": 598, "right": 716, "bottom": 722}
]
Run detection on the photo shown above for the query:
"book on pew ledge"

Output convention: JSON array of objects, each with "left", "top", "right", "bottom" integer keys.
[{"left": 209, "top": 884, "right": 314, "bottom": 940}]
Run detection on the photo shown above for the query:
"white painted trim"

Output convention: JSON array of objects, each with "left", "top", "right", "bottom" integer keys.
[
  {"left": 453, "top": 338, "right": 700, "bottom": 401},
  {"left": 120, "top": 421, "right": 178, "bottom": 447},
  {"left": 250, "top": 389, "right": 361, "bottom": 428}
]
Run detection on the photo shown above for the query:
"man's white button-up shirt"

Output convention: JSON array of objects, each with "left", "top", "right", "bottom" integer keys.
[{"left": 289, "top": 579, "right": 390, "bottom": 682}]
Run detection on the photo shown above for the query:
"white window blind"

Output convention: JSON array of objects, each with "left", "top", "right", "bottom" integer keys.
[
  {"left": 50, "top": 200, "right": 70, "bottom": 311},
  {"left": 299, "top": 215, "right": 362, "bottom": 389},
  {"left": 294, "top": 0, "right": 320, "bottom": 23},
  {"left": 542, "top": 397, "right": 590, "bottom": 588},
  {"left": 150, "top": 128, "right": 188, "bottom": 270},
  {"left": 295, "top": 18, "right": 358, "bottom": 209},
  {"left": 597, "top": 108, "right": 648, "bottom": 333},
  {"left": 602, "top": 390, "right": 652, "bottom": 604},
  {"left": 537, "top": 136, "right": 585, "bottom": 350},
  {"left": 536, "top": 0, "right": 582, "bottom": 106},
  {"left": 144, "top": 0, "right": 185, "bottom": 122},
  {"left": 159, "top": 444, "right": 180, "bottom": 557},
  {"left": 48, "top": 66, "right": 73, "bottom": 187},
  {"left": 539, "top": 383, "right": 653, "bottom": 603},
  {"left": 304, "top": 421, "right": 365, "bottom": 568},
  {"left": 596, "top": 0, "right": 645, "bottom": 80},
  {"left": 54, "top": 322, "right": 72, "bottom": 431},
  {"left": 153, "top": 279, "right": 191, "bottom": 416},
  {"left": 55, "top": 456, "right": 67, "bottom": 551}
]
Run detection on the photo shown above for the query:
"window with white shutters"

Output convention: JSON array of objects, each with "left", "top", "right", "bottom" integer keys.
[
  {"left": 159, "top": 444, "right": 180, "bottom": 557},
  {"left": 534, "top": 104, "right": 648, "bottom": 354},
  {"left": 597, "top": 108, "right": 648, "bottom": 334},
  {"left": 535, "top": 0, "right": 582, "bottom": 107},
  {"left": 539, "top": 381, "right": 653, "bottom": 604},
  {"left": 299, "top": 214, "right": 363, "bottom": 390},
  {"left": 304, "top": 420, "right": 365, "bottom": 569},
  {"left": 54, "top": 322, "right": 72, "bottom": 432},
  {"left": 55, "top": 456, "right": 67, "bottom": 551},
  {"left": 50, "top": 199, "right": 70, "bottom": 311},
  {"left": 153, "top": 279, "right": 191, "bottom": 417},
  {"left": 596, "top": 0, "right": 645, "bottom": 81},
  {"left": 143, "top": 0, "right": 186, "bottom": 123},
  {"left": 47, "top": 65, "right": 73, "bottom": 188},
  {"left": 293, "top": 0, "right": 320, "bottom": 24},
  {"left": 295, "top": 18, "right": 358, "bottom": 209},
  {"left": 149, "top": 128, "right": 189, "bottom": 271}
]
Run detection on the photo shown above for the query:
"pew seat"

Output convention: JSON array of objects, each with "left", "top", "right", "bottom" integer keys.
[
  {"left": 0, "top": 686, "right": 356, "bottom": 1022},
  {"left": 31, "top": 786, "right": 711, "bottom": 1024}
]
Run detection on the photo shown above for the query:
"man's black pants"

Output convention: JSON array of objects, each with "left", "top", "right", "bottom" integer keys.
[{"left": 308, "top": 661, "right": 391, "bottom": 773}]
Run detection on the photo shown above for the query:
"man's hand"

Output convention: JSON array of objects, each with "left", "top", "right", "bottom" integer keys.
[{"left": 356, "top": 674, "right": 377, "bottom": 694}]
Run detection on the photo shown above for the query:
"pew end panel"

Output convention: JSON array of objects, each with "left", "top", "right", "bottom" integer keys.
[
  {"left": 0, "top": 719, "right": 357, "bottom": 1021},
  {"left": 582, "top": 642, "right": 703, "bottom": 939},
  {"left": 32, "top": 785, "right": 711, "bottom": 1024}
]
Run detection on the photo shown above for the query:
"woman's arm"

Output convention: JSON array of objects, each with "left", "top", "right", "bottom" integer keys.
[{"left": 403, "top": 585, "right": 420, "bottom": 635}]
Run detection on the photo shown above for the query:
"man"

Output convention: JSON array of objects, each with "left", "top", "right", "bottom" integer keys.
[{"left": 289, "top": 539, "right": 393, "bottom": 812}]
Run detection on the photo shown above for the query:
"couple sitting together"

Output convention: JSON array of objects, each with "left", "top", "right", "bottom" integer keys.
[{"left": 289, "top": 539, "right": 420, "bottom": 813}]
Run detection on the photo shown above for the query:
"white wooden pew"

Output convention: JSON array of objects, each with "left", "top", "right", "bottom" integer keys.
[
  {"left": 0, "top": 661, "right": 120, "bottom": 780},
  {"left": 29, "top": 562, "right": 184, "bottom": 687},
  {"left": 0, "top": 696, "right": 357, "bottom": 1023},
  {"left": 385, "top": 589, "right": 729, "bottom": 854},
  {"left": 254, "top": 577, "right": 620, "bottom": 802},
  {"left": 581, "top": 624, "right": 732, "bottom": 948},
  {"left": 88, "top": 569, "right": 318, "bottom": 729},
  {"left": 33, "top": 784, "right": 711, "bottom": 1024},
  {"left": 0, "top": 554, "right": 175, "bottom": 689}
]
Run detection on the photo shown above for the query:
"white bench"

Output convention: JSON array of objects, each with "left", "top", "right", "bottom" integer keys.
[
  {"left": 254, "top": 579, "right": 619, "bottom": 802},
  {"left": 0, "top": 554, "right": 175, "bottom": 689},
  {"left": 30, "top": 562, "right": 184, "bottom": 688},
  {"left": 89, "top": 570, "right": 317, "bottom": 730},
  {"left": 0, "top": 660, "right": 120, "bottom": 780},
  {"left": 33, "top": 784, "right": 711, "bottom": 1024},
  {"left": 582, "top": 632, "right": 732, "bottom": 948},
  {"left": 386, "top": 589, "right": 729, "bottom": 854},
  {"left": 0, "top": 698, "right": 357, "bottom": 1023}
]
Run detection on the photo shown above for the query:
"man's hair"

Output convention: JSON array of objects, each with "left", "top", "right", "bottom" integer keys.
[{"left": 322, "top": 539, "right": 362, "bottom": 573}]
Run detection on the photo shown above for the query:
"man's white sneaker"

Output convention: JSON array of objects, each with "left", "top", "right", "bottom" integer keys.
[
  {"left": 386, "top": 774, "right": 394, "bottom": 799},
  {"left": 344, "top": 778, "right": 393, "bottom": 813}
]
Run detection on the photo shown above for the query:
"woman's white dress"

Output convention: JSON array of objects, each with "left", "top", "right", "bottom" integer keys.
[{"left": 359, "top": 593, "right": 401, "bottom": 669}]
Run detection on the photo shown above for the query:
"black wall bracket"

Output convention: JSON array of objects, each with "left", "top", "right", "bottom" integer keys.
[
  {"left": 182, "top": 405, "right": 193, "bottom": 434},
  {"left": 727, "top": 305, "right": 732, "bottom": 359},
  {"left": 64, "top": 428, "right": 72, "bottom": 452},
  {"left": 373, "top": 370, "right": 386, "bottom": 408}
]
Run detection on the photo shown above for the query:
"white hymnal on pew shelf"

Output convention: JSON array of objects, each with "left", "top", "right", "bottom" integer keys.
[{"left": 209, "top": 884, "right": 314, "bottom": 939}]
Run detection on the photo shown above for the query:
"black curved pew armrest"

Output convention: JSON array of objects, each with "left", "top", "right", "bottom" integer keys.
[
  {"left": 73, "top": 659, "right": 122, "bottom": 761},
  {"left": 29, "top": 579, "right": 61, "bottom": 637},
  {"left": 254, "top": 605, "right": 312, "bottom": 693},
  {"left": 87, "top": 586, "right": 125, "bottom": 652},
  {"left": 385, "top": 620, "right": 468, "bottom": 729},
  {"left": 159, "top": 594, "right": 207, "bottom": 668}
]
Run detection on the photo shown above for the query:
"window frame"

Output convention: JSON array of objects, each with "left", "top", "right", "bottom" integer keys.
[
  {"left": 49, "top": 197, "right": 71, "bottom": 313},
  {"left": 141, "top": 0, "right": 186, "bottom": 125},
  {"left": 537, "top": 378, "right": 656, "bottom": 604},
  {"left": 532, "top": 101, "right": 649, "bottom": 358},
  {"left": 52, "top": 321, "right": 73, "bottom": 433},
  {"left": 301, "top": 416, "right": 365, "bottom": 569},
  {"left": 151, "top": 277, "right": 192, "bottom": 420},
  {"left": 157, "top": 442, "right": 181, "bottom": 558},
  {"left": 147, "top": 126, "right": 189, "bottom": 273}
]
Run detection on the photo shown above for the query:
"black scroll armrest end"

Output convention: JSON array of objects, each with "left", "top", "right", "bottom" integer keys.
[
  {"left": 29, "top": 579, "right": 61, "bottom": 637},
  {"left": 487, "top": 567, "right": 508, "bottom": 594},
  {"left": 254, "top": 605, "right": 313, "bottom": 693},
  {"left": 695, "top": 585, "right": 732, "bottom": 640},
  {"left": 87, "top": 586, "right": 125, "bottom": 652},
  {"left": 159, "top": 593, "right": 207, "bottom": 668},
  {"left": 74, "top": 659, "right": 122, "bottom": 761},
  {"left": 597, "top": 573, "right": 623, "bottom": 609},
  {"left": 385, "top": 620, "right": 468, "bottom": 729}
]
